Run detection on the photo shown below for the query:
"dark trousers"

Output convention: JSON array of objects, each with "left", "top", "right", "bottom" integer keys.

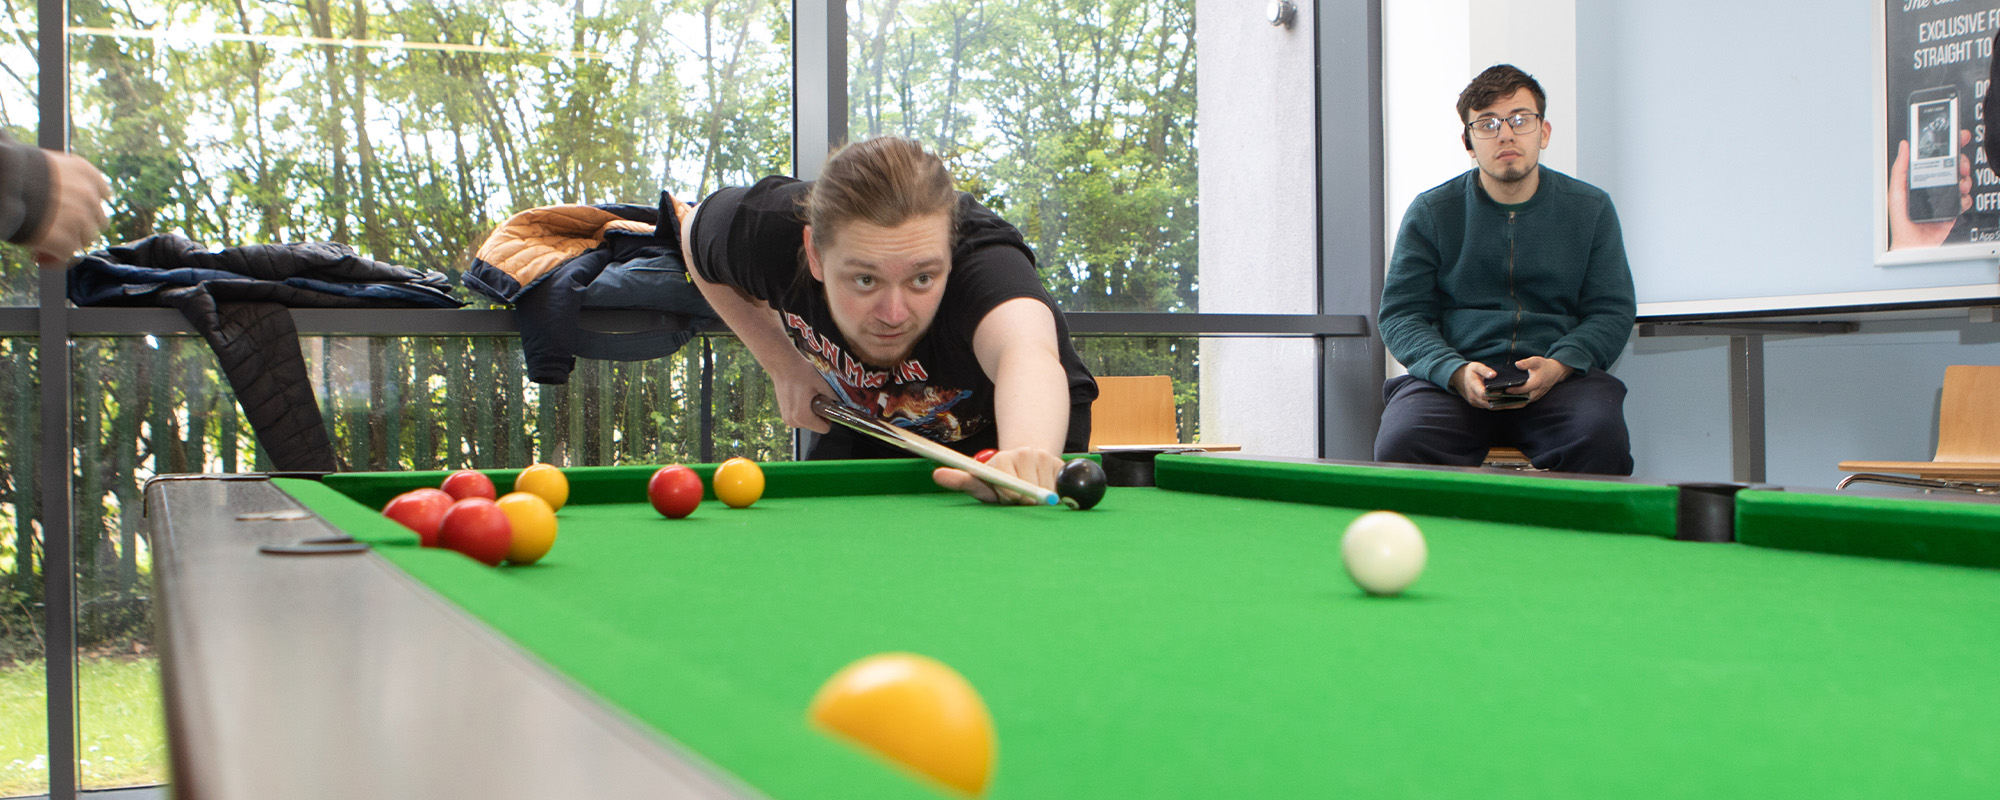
[{"left": 1372, "top": 370, "right": 1634, "bottom": 476}]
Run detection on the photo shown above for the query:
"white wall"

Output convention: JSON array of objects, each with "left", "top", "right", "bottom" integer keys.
[
  {"left": 1616, "top": 320, "right": 2000, "bottom": 488},
  {"left": 1386, "top": 0, "right": 1575, "bottom": 238},
  {"left": 1195, "top": 0, "right": 1319, "bottom": 456},
  {"left": 1468, "top": 0, "right": 1575, "bottom": 175},
  {"left": 1577, "top": 0, "right": 1998, "bottom": 312},
  {"left": 1385, "top": 0, "right": 1472, "bottom": 241}
]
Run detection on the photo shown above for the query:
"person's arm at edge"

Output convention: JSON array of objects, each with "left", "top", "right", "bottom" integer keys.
[
  {"left": 0, "top": 137, "right": 51, "bottom": 253},
  {"left": 932, "top": 296, "right": 1068, "bottom": 504},
  {"left": 0, "top": 133, "right": 110, "bottom": 265},
  {"left": 679, "top": 209, "right": 832, "bottom": 433}
]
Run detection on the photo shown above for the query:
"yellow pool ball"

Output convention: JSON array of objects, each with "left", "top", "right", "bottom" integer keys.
[
  {"left": 512, "top": 463, "right": 569, "bottom": 512},
  {"left": 808, "top": 653, "right": 995, "bottom": 796},
  {"left": 495, "top": 492, "right": 558, "bottom": 565},
  {"left": 712, "top": 457, "right": 765, "bottom": 509}
]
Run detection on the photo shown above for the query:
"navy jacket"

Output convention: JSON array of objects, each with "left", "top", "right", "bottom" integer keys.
[
  {"left": 68, "top": 235, "right": 461, "bottom": 471},
  {"left": 463, "top": 193, "right": 717, "bottom": 384}
]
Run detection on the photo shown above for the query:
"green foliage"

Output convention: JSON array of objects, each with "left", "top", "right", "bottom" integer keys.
[
  {"left": 64, "top": 0, "right": 792, "bottom": 275},
  {"left": 850, "top": 0, "right": 1198, "bottom": 313}
]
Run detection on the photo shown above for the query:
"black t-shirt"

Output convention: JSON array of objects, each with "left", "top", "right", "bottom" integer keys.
[{"left": 690, "top": 176, "right": 1096, "bottom": 456}]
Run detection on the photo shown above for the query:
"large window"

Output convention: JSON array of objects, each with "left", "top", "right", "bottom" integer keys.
[
  {"left": 26, "top": 0, "right": 799, "bottom": 793},
  {"left": 846, "top": 0, "right": 1197, "bottom": 314},
  {"left": 0, "top": 340, "right": 40, "bottom": 798},
  {"left": 0, "top": 0, "right": 34, "bottom": 304},
  {"left": 4, "top": 0, "right": 1311, "bottom": 793},
  {"left": 306, "top": 335, "right": 788, "bottom": 470}
]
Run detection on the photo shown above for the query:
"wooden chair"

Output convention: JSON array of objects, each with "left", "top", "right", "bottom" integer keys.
[
  {"left": 1483, "top": 446, "right": 1537, "bottom": 470},
  {"left": 1836, "top": 365, "right": 2000, "bottom": 493},
  {"left": 1088, "top": 376, "right": 1240, "bottom": 452}
]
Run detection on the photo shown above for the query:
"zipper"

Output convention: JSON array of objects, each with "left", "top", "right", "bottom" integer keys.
[{"left": 1506, "top": 211, "right": 1521, "bottom": 356}]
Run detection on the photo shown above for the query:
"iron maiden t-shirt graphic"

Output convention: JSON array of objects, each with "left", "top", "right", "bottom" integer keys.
[{"left": 783, "top": 310, "right": 981, "bottom": 443}]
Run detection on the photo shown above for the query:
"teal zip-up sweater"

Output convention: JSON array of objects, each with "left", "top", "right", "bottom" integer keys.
[{"left": 1379, "top": 168, "right": 1636, "bottom": 389}]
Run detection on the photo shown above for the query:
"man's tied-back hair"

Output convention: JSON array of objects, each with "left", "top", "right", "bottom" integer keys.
[
  {"left": 1456, "top": 64, "right": 1546, "bottom": 123},
  {"left": 802, "top": 137, "right": 961, "bottom": 249}
]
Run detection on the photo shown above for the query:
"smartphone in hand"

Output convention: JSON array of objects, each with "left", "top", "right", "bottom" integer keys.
[{"left": 1484, "top": 364, "right": 1529, "bottom": 409}]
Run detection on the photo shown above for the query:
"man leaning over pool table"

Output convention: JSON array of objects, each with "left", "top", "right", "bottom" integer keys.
[{"left": 680, "top": 136, "right": 1098, "bottom": 504}]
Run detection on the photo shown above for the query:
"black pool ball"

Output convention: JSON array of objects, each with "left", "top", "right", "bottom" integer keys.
[{"left": 1055, "top": 458, "right": 1107, "bottom": 510}]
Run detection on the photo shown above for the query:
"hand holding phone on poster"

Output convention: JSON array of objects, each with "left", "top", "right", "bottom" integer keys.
[{"left": 1888, "top": 127, "right": 1973, "bottom": 251}]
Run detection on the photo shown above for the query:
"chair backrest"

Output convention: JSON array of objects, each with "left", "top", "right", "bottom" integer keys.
[
  {"left": 1933, "top": 365, "right": 2000, "bottom": 463},
  {"left": 1089, "top": 375, "right": 1178, "bottom": 448}
]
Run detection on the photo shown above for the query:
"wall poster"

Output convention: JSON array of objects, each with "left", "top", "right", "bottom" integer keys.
[{"left": 1880, "top": 0, "right": 2000, "bottom": 263}]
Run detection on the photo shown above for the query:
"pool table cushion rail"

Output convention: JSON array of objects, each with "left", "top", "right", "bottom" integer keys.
[
  {"left": 321, "top": 458, "right": 959, "bottom": 514},
  {"left": 1736, "top": 489, "right": 2000, "bottom": 570},
  {"left": 1153, "top": 455, "right": 1681, "bottom": 538}
]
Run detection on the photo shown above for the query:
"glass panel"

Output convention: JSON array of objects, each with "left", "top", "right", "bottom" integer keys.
[
  {"left": 71, "top": 336, "right": 221, "bottom": 791},
  {"left": 1071, "top": 335, "right": 1201, "bottom": 442},
  {"left": 304, "top": 334, "right": 787, "bottom": 471},
  {"left": 0, "top": 338, "right": 42, "bottom": 798},
  {"left": 69, "top": 0, "right": 792, "bottom": 287},
  {"left": 847, "top": 0, "right": 1198, "bottom": 313},
  {"left": 0, "top": 0, "right": 33, "bottom": 305},
  {"left": 1074, "top": 335, "right": 1318, "bottom": 453}
]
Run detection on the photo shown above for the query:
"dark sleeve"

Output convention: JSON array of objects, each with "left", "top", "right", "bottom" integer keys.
[
  {"left": 0, "top": 132, "right": 50, "bottom": 245},
  {"left": 1379, "top": 194, "right": 1466, "bottom": 388},
  {"left": 1546, "top": 195, "right": 1636, "bottom": 374},
  {"left": 689, "top": 176, "right": 810, "bottom": 305}
]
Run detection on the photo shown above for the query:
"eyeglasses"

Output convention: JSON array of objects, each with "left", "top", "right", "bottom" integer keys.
[{"left": 1465, "top": 113, "right": 1542, "bottom": 139}]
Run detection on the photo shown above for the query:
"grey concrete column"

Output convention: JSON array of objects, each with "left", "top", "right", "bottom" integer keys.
[{"left": 1318, "top": 0, "right": 1388, "bottom": 459}]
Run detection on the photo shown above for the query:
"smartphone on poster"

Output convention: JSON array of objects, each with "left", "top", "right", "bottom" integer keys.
[{"left": 1907, "top": 86, "right": 1962, "bottom": 223}]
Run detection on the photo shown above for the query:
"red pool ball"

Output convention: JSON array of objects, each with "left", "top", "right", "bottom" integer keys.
[
  {"left": 382, "top": 488, "right": 454, "bottom": 547},
  {"left": 973, "top": 449, "right": 998, "bottom": 464},
  {"left": 440, "top": 469, "right": 497, "bottom": 502},
  {"left": 649, "top": 465, "right": 704, "bottom": 519},
  {"left": 438, "top": 497, "right": 512, "bottom": 566}
]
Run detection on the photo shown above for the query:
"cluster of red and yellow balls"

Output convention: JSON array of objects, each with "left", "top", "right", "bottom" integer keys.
[
  {"left": 381, "top": 464, "right": 567, "bottom": 566},
  {"left": 648, "top": 457, "right": 765, "bottom": 518}
]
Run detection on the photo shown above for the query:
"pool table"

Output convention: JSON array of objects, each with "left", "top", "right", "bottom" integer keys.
[{"left": 144, "top": 454, "right": 2000, "bottom": 799}]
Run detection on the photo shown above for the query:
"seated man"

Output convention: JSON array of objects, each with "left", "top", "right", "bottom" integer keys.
[{"left": 1373, "top": 64, "right": 1635, "bottom": 476}]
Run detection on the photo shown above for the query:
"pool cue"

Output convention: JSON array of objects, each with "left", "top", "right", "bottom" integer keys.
[{"left": 811, "top": 395, "right": 1061, "bottom": 506}]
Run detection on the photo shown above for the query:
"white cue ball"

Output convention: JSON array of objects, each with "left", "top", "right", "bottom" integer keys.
[{"left": 1341, "top": 510, "right": 1428, "bottom": 596}]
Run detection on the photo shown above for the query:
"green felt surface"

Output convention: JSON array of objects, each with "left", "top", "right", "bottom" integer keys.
[
  {"left": 1737, "top": 489, "right": 2000, "bottom": 569},
  {"left": 284, "top": 462, "right": 2000, "bottom": 798}
]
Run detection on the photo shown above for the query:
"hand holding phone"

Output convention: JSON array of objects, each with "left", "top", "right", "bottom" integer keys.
[{"left": 1483, "top": 365, "right": 1530, "bottom": 410}]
